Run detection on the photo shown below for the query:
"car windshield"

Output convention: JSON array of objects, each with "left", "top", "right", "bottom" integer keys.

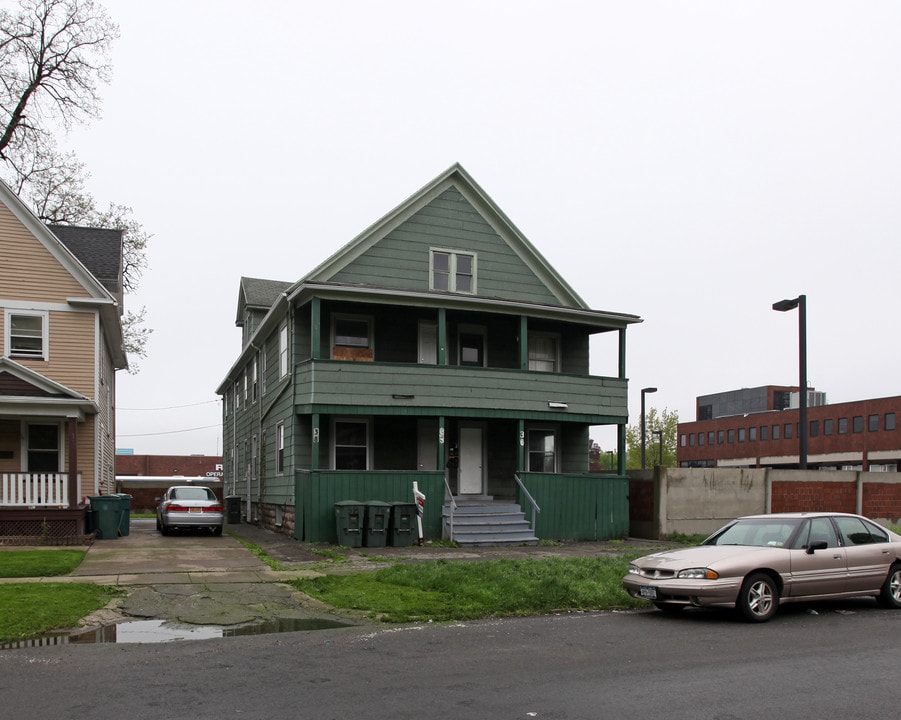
[
  {"left": 171, "top": 487, "right": 215, "bottom": 501},
  {"left": 703, "top": 518, "right": 802, "bottom": 548}
]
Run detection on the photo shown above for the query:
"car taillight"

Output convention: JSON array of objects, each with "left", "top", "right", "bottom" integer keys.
[
  {"left": 209, "top": 504, "right": 223, "bottom": 512},
  {"left": 167, "top": 504, "right": 189, "bottom": 512}
]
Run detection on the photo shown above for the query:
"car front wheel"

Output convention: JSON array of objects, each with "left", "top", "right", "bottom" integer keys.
[
  {"left": 877, "top": 564, "right": 901, "bottom": 608},
  {"left": 737, "top": 572, "right": 779, "bottom": 622}
]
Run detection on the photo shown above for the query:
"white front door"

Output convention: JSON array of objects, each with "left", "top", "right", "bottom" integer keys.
[{"left": 459, "top": 426, "right": 483, "bottom": 495}]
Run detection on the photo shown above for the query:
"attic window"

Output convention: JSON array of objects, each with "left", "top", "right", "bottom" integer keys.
[{"left": 431, "top": 249, "right": 476, "bottom": 294}]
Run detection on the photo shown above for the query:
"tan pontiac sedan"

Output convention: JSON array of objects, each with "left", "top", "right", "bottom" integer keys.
[{"left": 623, "top": 512, "right": 901, "bottom": 622}]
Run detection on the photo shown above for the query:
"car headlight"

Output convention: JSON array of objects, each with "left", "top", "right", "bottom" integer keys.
[
  {"left": 677, "top": 568, "right": 719, "bottom": 579},
  {"left": 627, "top": 563, "right": 642, "bottom": 575}
]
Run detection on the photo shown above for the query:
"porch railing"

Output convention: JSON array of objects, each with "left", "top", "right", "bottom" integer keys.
[
  {"left": 513, "top": 473, "right": 542, "bottom": 533},
  {"left": 1, "top": 473, "right": 71, "bottom": 507}
]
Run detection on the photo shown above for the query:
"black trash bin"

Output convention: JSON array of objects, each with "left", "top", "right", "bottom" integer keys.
[
  {"left": 115, "top": 494, "right": 132, "bottom": 536},
  {"left": 363, "top": 501, "right": 390, "bottom": 548},
  {"left": 390, "top": 502, "right": 416, "bottom": 547},
  {"left": 225, "top": 495, "right": 242, "bottom": 524},
  {"left": 334, "top": 501, "right": 363, "bottom": 547},
  {"left": 89, "top": 495, "right": 120, "bottom": 540}
]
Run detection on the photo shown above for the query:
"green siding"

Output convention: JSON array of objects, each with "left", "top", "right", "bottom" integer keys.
[
  {"left": 296, "top": 361, "right": 627, "bottom": 420},
  {"left": 329, "top": 188, "right": 562, "bottom": 306},
  {"left": 516, "top": 473, "right": 630, "bottom": 540}
]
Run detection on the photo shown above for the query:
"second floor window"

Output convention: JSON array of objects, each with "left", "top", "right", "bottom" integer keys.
[
  {"left": 431, "top": 249, "right": 476, "bottom": 294},
  {"left": 528, "top": 333, "right": 559, "bottom": 372},
  {"left": 7, "top": 311, "right": 47, "bottom": 359},
  {"left": 279, "top": 324, "right": 288, "bottom": 377}
]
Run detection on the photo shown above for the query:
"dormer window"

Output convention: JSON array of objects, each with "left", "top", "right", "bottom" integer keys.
[{"left": 431, "top": 249, "right": 476, "bottom": 294}]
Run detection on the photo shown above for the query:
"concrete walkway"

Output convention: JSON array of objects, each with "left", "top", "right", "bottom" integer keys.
[{"left": 2, "top": 518, "right": 666, "bottom": 629}]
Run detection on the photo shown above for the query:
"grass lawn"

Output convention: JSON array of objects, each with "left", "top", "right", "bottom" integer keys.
[
  {"left": 0, "top": 549, "right": 86, "bottom": 578},
  {"left": 0, "top": 583, "right": 119, "bottom": 642},
  {"left": 292, "top": 555, "right": 646, "bottom": 623}
]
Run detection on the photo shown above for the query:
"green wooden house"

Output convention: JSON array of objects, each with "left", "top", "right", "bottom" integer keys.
[{"left": 216, "top": 165, "right": 641, "bottom": 545}]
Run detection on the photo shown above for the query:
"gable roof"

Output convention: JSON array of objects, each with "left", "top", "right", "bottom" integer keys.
[
  {"left": 294, "top": 163, "right": 588, "bottom": 309},
  {"left": 235, "top": 277, "right": 293, "bottom": 325},
  {"left": 0, "top": 357, "right": 98, "bottom": 419},
  {"left": 0, "top": 181, "right": 127, "bottom": 369},
  {"left": 50, "top": 224, "right": 124, "bottom": 305}
]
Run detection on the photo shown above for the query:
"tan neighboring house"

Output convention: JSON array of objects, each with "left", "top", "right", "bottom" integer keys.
[{"left": 0, "top": 181, "right": 127, "bottom": 541}]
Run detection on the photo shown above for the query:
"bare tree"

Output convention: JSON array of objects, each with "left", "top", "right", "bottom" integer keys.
[
  {"left": 0, "top": 0, "right": 117, "bottom": 157},
  {"left": 0, "top": 1, "right": 151, "bottom": 369}
]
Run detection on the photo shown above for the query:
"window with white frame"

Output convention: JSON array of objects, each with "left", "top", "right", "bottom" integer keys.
[
  {"left": 528, "top": 332, "right": 559, "bottom": 372},
  {"left": 279, "top": 323, "right": 288, "bottom": 377},
  {"left": 333, "top": 419, "right": 369, "bottom": 470},
  {"left": 251, "top": 357, "right": 258, "bottom": 401},
  {"left": 276, "top": 422, "right": 285, "bottom": 474},
  {"left": 527, "top": 429, "right": 556, "bottom": 472},
  {"left": 431, "top": 249, "right": 476, "bottom": 294},
  {"left": 6, "top": 310, "right": 48, "bottom": 359}
]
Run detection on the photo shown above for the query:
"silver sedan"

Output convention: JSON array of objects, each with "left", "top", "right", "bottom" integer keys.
[
  {"left": 623, "top": 512, "right": 901, "bottom": 622},
  {"left": 156, "top": 485, "right": 224, "bottom": 536}
]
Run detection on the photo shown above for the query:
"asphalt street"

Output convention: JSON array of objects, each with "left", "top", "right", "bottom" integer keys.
[{"left": 1, "top": 595, "right": 899, "bottom": 720}]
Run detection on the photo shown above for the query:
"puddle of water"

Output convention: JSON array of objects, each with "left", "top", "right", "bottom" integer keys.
[{"left": 1, "top": 617, "right": 352, "bottom": 649}]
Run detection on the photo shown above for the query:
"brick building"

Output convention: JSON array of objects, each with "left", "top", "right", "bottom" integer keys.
[{"left": 677, "top": 386, "right": 900, "bottom": 471}]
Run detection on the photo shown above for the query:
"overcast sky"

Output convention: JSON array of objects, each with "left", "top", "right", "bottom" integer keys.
[{"left": 62, "top": 0, "right": 901, "bottom": 456}]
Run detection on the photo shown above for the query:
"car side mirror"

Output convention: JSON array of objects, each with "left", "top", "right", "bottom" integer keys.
[
  {"left": 154, "top": 496, "right": 161, "bottom": 503},
  {"left": 805, "top": 540, "right": 828, "bottom": 554}
]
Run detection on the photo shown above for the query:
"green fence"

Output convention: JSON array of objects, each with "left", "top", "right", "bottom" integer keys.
[
  {"left": 516, "top": 473, "right": 629, "bottom": 541},
  {"left": 295, "top": 470, "right": 444, "bottom": 543}
]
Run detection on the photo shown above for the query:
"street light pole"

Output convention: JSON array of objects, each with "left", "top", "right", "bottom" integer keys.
[
  {"left": 772, "top": 294, "right": 808, "bottom": 470},
  {"left": 641, "top": 386, "right": 657, "bottom": 470}
]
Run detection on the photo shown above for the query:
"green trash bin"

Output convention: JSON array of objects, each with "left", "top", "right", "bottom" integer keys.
[
  {"left": 89, "top": 495, "right": 121, "bottom": 540},
  {"left": 115, "top": 494, "right": 132, "bottom": 536},
  {"left": 334, "top": 501, "right": 363, "bottom": 547},
  {"left": 390, "top": 502, "right": 416, "bottom": 547},
  {"left": 225, "top": 495, "right": 242, "bottom": 524},
  {"left": 364, "top": 501, "right": 391, "bottom": 548}
]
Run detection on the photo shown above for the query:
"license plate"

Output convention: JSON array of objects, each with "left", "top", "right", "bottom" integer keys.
[
  {"left": 639, "top": 586, "right": 658, "bottom": 600},
  {"left": 189, "top": 507, "right": 202, "bottom": 513}
]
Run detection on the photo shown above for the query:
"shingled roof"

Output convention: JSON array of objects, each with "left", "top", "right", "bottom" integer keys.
[
  {"left": 236, "top": 276, "right": 293, "bottom": 324},
  {"left": 50, "top": 225, "right": 124, "bottom": 303}
]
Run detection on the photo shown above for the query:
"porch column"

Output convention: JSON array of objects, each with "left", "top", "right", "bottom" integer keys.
[
  {"left": 617, "top": 423, "right": 626, "bottom": 476},
  {"left": 437, "top": 308, "right": 447, "bottom": 365},
  {"left": 519, "top": 316, "right": 528, "bottom": 370},
  {"left": 311, "top": 413, "right": 320, "bottom": 470},
  {"left": 618, "top": 328, "right": 627, "bottom": 379},
  {"left": 517, "top": 419, "right": 525, "bottom": 471},
  {"left": 311, "top": 297, "right": 321, "bottom": 360},
  {"left": 67, "top": 417, "right": 79, "bottom": 506}
]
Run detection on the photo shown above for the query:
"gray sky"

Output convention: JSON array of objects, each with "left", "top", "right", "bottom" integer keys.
[{"left": 64, "top": 0, "right": 901, "bottom": 456}]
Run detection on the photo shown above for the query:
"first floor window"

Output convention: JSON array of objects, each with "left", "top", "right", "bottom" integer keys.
[
  {"left": 527, "top": 429, "right": 556, "bottom": 472},
  {"left": 276, "top": 423, "right": 285, "bottom": 474},
  {"left": 334, "top": 419, "right": 368, "bottom": 470},
  {"left": 27, "top": 424, "right": 59, "bottom": 472},
  {"left": 7, "top": 311, "right": 47, "bottom": 359}
]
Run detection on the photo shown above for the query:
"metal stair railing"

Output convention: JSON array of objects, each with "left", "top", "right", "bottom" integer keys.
[{"left": 513, "top": 473, "right": 541, "bottom": 534}]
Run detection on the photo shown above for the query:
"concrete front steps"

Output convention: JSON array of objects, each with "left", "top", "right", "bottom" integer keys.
[{"left": 442, "top": 501, "right": 538, "bottom": 546}]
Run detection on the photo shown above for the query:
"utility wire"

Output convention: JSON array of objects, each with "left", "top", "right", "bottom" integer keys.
[
  {"left": 118, "top": 424, "right": 221, "bottom": 437},
  {"left": 118, "top": 399, "right": 221, "bottom": 411}
]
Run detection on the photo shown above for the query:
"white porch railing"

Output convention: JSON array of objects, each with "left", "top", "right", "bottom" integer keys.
[{"left": 1, "top": 473, "right": 71, "bottom": 507}]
